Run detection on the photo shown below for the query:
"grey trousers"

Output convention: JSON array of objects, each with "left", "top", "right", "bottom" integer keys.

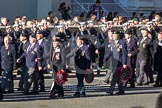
[
  {"left": 18, "top": 66, "right": 28, "bottom": 89},
  {"left": 136, "top": 60, "right": 149, "bottom": 84},
  {"left": 24, "top": 68, "right": 38, "bottom": 93}
]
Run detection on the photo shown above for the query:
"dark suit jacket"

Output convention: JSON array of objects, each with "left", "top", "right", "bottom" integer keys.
[
  {"left": 48, "top": 46, "right": 65, "bottom": 66},
  {"left": 1, "top": 44, "right": 16, "bottom": 71},
  {"left": 137, "top": 36, "right": 152, "bottom": 61},
  {"left": 74, "top": 44, "right": 91, "bottom": 70},
  {"left": 44, "top": 45, "right": 65, "bottom": 73},
  {"left": 17, "top": 41, "right": 30, "bottom": 66},
  {"left": 56, "top": 32, "right": 67, "bottom": 43},
  {"left": 104, "top": 39, "right": 127, "bottom": 67},
  {"left": 42, "top": 29, "right": 51, "bottom": 40},
  {"left": 153, "top": 39, "right": 162, "bottom": 71},
  {"left": 19, "top": 42, "right": 42, "bottom": 68},
  {"left": 96, "top": 31, "right": 106, "bottom": 49},
  {"left": 39, "top": 39, "right": 49, "bottom": 67},
  {"left": 125, "top": 37, "right": 139, "bottom": 67}
]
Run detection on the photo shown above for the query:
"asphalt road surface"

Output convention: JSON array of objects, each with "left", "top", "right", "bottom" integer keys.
[{"left": 0, "top": 71, "right": 161, "bottom": 108}]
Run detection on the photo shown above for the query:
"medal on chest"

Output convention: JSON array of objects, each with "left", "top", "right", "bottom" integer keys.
[{"left": 81, "top": 51, "right": 85, "bottom": 56}]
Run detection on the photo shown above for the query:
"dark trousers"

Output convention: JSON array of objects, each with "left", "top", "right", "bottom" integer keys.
[
  {"left": 90, "top": 45, "right": 97, "bottom": 63},
  {"left": 126, "top": 58, "right": 135, "bottom": 87},
  {"left": 98, "top": 48, "right": 105, "bottom": 68},
  {"left": 50, "top": 82, "right": 64, "bottom": 97},
  {"left": 76, "top": 73, "right": 85, "bottom": 93},
  {"left": 38, "top": 69, "right": 45, "bottom": 90},
  {"left": 110, "top": 67, "right": 124, "bottom": 92},
  {"left": 0, "top": 84, "right": 3, "bottom": 100},
  {"left": 64, "top": 44, "right": 71, "bottom": 67},
  {"left": 50, "top": 64, "right": 64, "bottom": 97},
  {"left": 147, "top": 68, "right": 154, "bottom": 83},
  {"left": 76, "top": 73, "right": 85, "bottom": 88},
  {"left": 18, "top": 66, "right": 28, "bottom": 89},
  {"left": 1, "top": 70, "right": 14, "bottom": 92},
  {"left": 155, "top": 72, "right": 162, "bottom": 85}
]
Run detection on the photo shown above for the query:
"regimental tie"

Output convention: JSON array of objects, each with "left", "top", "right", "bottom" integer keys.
[
  {"left": 140, "top": 38, "right": 144, "bottom": 45},
  {"left": 51, "top": 48, "right": 55, "bottom": 62},
  {"left": 27, "top": 44, "right": 32, "bottom": 52}
]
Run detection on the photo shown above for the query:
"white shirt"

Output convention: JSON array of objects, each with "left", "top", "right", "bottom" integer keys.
[
  {"left": 22, "top": 40, "right": 27, "bottom": 44},
  {"left": 127, "top": 38, "right": 130, "bottom": 43},
  {"left": 78, "top": 44, "right": 83, "bottom": 49},
  {"left": 38, "top": 39, "right": 43, "bottom": 45}
]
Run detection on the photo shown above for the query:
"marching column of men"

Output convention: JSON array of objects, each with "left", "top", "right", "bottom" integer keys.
[
  {"left": 17, "top": 34, "right": 43, "bottom": 95},
  {"left": 1, "top": 21, "right": 162, "bottom": 100}
]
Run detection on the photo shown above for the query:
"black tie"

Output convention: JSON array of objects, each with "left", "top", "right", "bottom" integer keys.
[
  {"left": 160, "top": 40, "right": 162, "bottom": 43},
  {"left": 18, "top": 43, "right": 23, "bottom": 53}
]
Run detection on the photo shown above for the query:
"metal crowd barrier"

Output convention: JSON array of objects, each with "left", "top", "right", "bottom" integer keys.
[{"left": 1, "top": 24, "right": 162, "bottom": 32}]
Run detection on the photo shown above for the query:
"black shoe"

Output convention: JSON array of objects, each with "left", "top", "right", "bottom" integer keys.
[
  {"left": 137, "top": 83, "right": 142, "bottom": 86},
  {"left": 23, "top": 91, "right": 29, "bottom": 95},
  {"left": 104, "top": 80, "right": 109, "bottom": 84},
  {"left": 4, "top": 90, "right": 14, "bottom": 93},
  {"left": 97, "top": 70, "right": 100, "bottom": 75},
  {"left": 58, "top": 95, "right": 64, "bottom": 99},
  {"left": 116, "top": 91, "right": 125, "bottom": 95},
  {"left": 106, "top": 91, "right": 113, "bottom": 95},
  {"left": 73, "top": 92, "right": 80, "bottom": 97},
  {"left": 30, "top": 91, "right": 39, "bottom": 94},
  {"left": 17, "top": 88, "right": 24, "bottom": 91},
  {"left": 0, "top": 93, "right": 3, "bottom": 101},
  {"left": 80, "top": 92, "right": 86, "bottom": 96},
  {"left": 39, "top": 89, "right": 45, "bottom": 92},
  {"left": 128, "top": 85, "right": 135, "bottom": 88},
  {"left": 153, "top": 84, "right": 162, "bottom": 87},
  {"left": 49, "top": 94, "right": 56, "bottom": 99},
  {"left": 149, "top": 81, "right": 154, "bottom": 83},
  {"left": 143, "top": 82, "right": 149, "bottom": 85}
]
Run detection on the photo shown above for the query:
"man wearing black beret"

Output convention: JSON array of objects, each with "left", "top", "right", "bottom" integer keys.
[
  {"left": 104, "top": 30, "right": 127, "bottom": 95},
  {"left": 66, "top": 36, "right": 91, "bottom": 97}
]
